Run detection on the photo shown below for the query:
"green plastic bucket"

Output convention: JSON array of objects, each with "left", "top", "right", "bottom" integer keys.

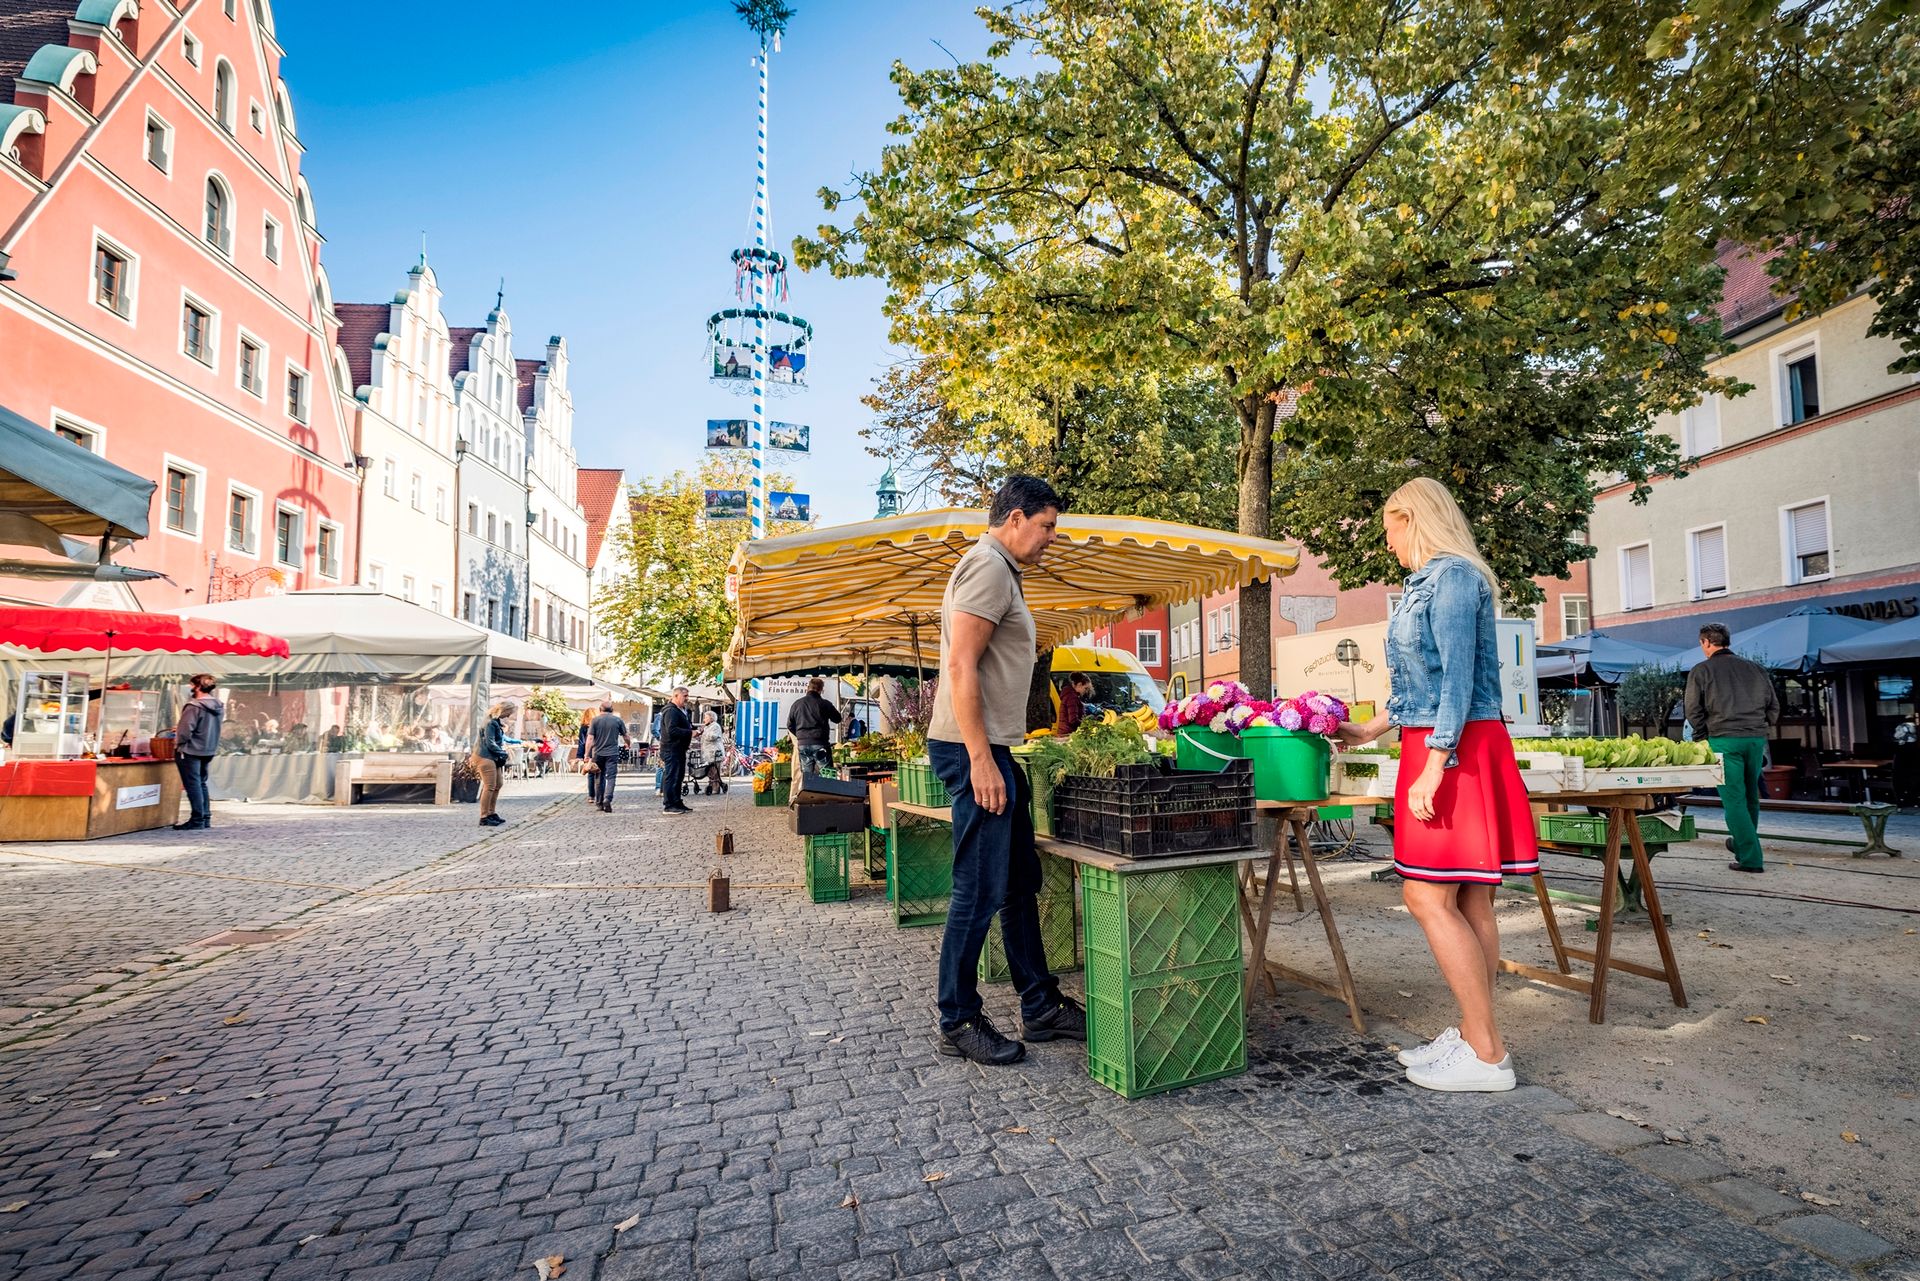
[
  {"left": 1175, "top": 727, "right": 1241, "bottom": 773},
  {"left": 1237, "top": 727, "right": 1331, "bottom": 802}
]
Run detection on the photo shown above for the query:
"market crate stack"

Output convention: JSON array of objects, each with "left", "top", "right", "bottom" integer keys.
[
  {"left": 753, "top": 780, "right": 790, "bottom": 807},
  {"left": 886, "top": 810, "right": 953, "bottom": 927},
  {"left": 803, "top": 832, "right": 853, "bottom": 903},
  {"left": 895, "top": 757, "right": 951, "bottom": 808},
  {"left": 863, "top": 825, "right": 887, "bottom": 881},
  {"left": 979, "top": 849, "right": 1080, "bottom": 983},
  {"left": 1054, "top": 760, "right": 1255, "bottom": 859},
  {"left": 1081, "top": 862, "right": 1247, "bottom": 1097}
]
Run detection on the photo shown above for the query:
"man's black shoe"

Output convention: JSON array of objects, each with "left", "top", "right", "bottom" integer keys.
[
  {"left": 171, "top": 819, "right": 206, "bottom": 831},
  {"left": 664, "top": 806, "right": 691, "bottom": 816},
  {"left": 937, "top": 1016, "right": 1025, "bottom": 1065},
  {"left": 1021, "top": 996, "right": 1088, "bottom": 1043},
  {"left": 1728, "top": 862, "right": 1764, "bottom": 873},
  {"left": 1726, "top": 838, "right": 1737, "bottom": 853}
]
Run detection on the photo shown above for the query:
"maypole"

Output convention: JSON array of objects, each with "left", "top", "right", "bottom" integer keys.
[{"left": 750, "top": 9, "right": 771, "bottom": 540}]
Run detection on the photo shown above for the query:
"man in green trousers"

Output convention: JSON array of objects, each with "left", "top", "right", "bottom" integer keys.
[{"left": 1684, "top": 623, "right": 1779, "bottom": 873}]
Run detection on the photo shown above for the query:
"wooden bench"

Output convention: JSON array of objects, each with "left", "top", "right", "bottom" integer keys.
[
  {"left": 334, "top": 752, "right": 453, "bottom": 806},
  {"left": 1679, "top": 794, "right": 1900, "bottom": 858}
]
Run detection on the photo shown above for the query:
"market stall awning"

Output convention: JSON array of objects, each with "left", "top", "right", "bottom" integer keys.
[
  {"left": 1676, "top": 607, "right": 1885, "bottom": 673},
  {"left": 1, "top": 402, "right": 154, "bottom": 544},
  {"left": 1537, "top": 630, "right": 1685, "bottom": 683},
  {"left": 1819, "top": 612, "right": 1920, "bottom": 664},
  {"left": 725, "top": 509, "right": 1299, "bottom": 680},
  {"left": 0, "top": 606, "right": 289, "bottom": 658}
]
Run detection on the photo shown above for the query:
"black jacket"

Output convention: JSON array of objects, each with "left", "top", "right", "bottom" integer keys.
[
  {"left": 661, "top": 703, "right": 693, "bottom": 750},
  {"left": 480, "top": 716, "right": 509, "bottom": 765},
  {"left": 1685, "top": 650, "right": 1778, "bottom": 740},
  {"left": 785, "top": 693, "right": 842, "bottom": 747}
]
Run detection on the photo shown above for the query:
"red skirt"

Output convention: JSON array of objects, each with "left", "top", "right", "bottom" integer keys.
[{"left": 1393, "top": 721, "right": 1539, "bottom": 885}]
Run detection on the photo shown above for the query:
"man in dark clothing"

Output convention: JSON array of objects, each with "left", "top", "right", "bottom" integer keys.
[
  {"left": 785, "top": 677, "right": 842, "bottom": 776},
  {"left": 1685, "top": 623, "right": 1779, "bottom": 873},
  {"left": 659, "top": 688, "right": 694, "bottom": 814},
  {"left": 586, "top": 702, "right": 630, "bottom": 812},
  {"left": 172, "top": 673, "right": 225, "bottom": 830}
]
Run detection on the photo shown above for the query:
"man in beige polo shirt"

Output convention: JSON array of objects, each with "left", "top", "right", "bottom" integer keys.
[{"left": 927, "top": 476, "right": 1085, "bottom": 1065}]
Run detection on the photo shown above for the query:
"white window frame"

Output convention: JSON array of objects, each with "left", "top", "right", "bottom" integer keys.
[
  {"left": 179, "top": 287, "right": 217, "bottom": 367},
  {"left": 143, "top": 109, "right": 173, "bottom": 174},
  {"left": 315, "top": 521, "right": 342, "bottom": 580},
  {"left": 234, "top": 327, "right": 267, "bottom": 398},
  {"left": 367, "top": 561, "right": 385, "bottom": 593},
  {"left": 248, "top": 99, "right": 264, "bottom": 133},
  {"left": 272, "top": 503, "right": 304, "bottom": 569},
  {"left": 202, "top": 170, "right": 234, "bottom": 257},
  {"left": 1559, "top": 594, "right": 1590, "bottom": 641},
  {"left": 1134, "top": 630, "right": 1162, "bottom": 667},
  {"left": 1618, "top": 541, "right": 1654, "bottom": 612},
  {"left": 434, "top": 486, "right": 448, "bottom": 523},
  {"left": 160, "top": 454, "right": 205, "bottom": 541},
  {"left": 213, "top": 58, "right": 237, "bottom": 133},
  {"left": 262, "top": 214, "right": 281, "bottom": 264},
  {"left": 466, "top": 501, "right": 479, "bottom": 535},
  {"left": 401, "top": 574, "right": 417, "bottom": 603},
  {"left": 382, "top": 458, "right": 396, "bottom": 499},
  {"left": 224, "top": 481, "right": 261, "bottom": 557},
  {"left": 89, "top": 230, "right": 137, "bottom": 324},
  {"left": 182, "top": 32, "right": 200, "bottom": 66},
  {"left": 1686, "top": 522, "right": 1729, "bottom": 600},
  {"left": 430, "top": 583, "right": 445, "bottom": 614},
  {"left": 409, "top": 471, "right": 423, "bottom": 512},
  {"left": 1780, "top": 496, "right": 1833, "bottom": 586},
  {"left": 50, "top": 408, "right": 107, "bottom": 455},
  {"left": 1772, "top": 335, "right": 1822, "bottom": 427},
  {"left": 462, "top": 591, "right": 477, "bottom": 622},
  {"left": 285, "top": 362, "right": 310, "bottom": 424},
  {"left": 1680, "top": 395, "right": 1720, "bottom": 456}
]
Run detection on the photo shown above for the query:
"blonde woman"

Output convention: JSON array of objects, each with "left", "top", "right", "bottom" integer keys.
[
  {"left": 473, "top": 700, "right": 515, "bottom": 827},
  {"left": 1339, "top": 478, "right": 1537, "bottom": 1092}
]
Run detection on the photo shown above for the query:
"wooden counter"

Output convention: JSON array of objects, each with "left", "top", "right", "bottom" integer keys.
[{"left": 0, "top": 759, "right": 183, "bottom": 841}]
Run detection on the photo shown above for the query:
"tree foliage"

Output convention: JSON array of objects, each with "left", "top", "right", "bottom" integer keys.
[
  {"left": 799, "top": 0, "right": 1902, "bottom": 679},
  {"left": 596, "top": 458, "right": 807, "bottom": 685}
]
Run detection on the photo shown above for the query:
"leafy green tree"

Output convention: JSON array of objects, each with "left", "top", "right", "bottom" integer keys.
[
  {"left": 798, "top": 0, "right": 1898, "bottom": 682},
  {"left": 596, "top": 458, "right": 807, "bottom": 684}
]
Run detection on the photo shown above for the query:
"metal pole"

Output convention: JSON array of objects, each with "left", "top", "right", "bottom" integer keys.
[{"left": 750, "top": 40, "right": 769, "bottom": 544}]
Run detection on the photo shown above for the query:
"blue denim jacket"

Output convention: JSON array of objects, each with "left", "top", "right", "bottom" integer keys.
[{"left": 1385, "top": 554, "right": 1505, "bottom": 753}]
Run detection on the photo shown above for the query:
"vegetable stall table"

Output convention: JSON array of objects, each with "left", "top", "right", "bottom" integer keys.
[
  {"left": 0, "top": 757, "right": 183, "bottom": 840},
  {"left": 1240, "top": 797, "right": 1376, "bottom": 1034}
]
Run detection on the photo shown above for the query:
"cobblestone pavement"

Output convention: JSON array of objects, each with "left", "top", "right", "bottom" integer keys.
[{"left": 0, "top": 774, "right": 1906, "bottom": 1279}]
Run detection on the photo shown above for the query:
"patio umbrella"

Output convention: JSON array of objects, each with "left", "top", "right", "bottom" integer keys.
[
  {"left": 1818, "top": 612, "right": 1920, "bottom": 664},
  {"left": 0, "top": 606, "right": 290, "bottom": 689},
  {"left": 1537, "top": 630, "right": 1686, "bottom": 682},
  {"left": 1675, "top": 607, "right": 1884, "bottom": 673}
]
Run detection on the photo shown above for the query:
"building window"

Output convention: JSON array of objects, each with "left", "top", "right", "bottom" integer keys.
[
  {"left": 1386, "top": 590, "right": 1404, "bottom": 616},
  {"left": 316, "top": 522, "right": 340, "bottom": 579},
  {"left": 237, "top": 334, "right": 264, "bottom": 396},
  {"left": 203, "top": 177, "right": 232, "bottom": 254},
  {"left": 485, "top": 511, "right": 497, "bottom": 544},
  {"left": 462, "top": 591, "right": 476, "bottom": 622},
  {"left": 248, "top": 101, "right": 264, "bottom": 133},
  {"left": 1619, "top": 542, "right": 1653, "bottom": 611},
  {"left": 368, "top": 562, "right": 384, "bottom": 593},
  {"left": 1681, "top": 396, "right": 1720, "bottom": 456},
  {"left": 1135, "top": 630, "right": 1162, "bottom": 667},
  {"left": 213, "top": 60, "right": 236, "bottom": 132},
  {"left": 164, "top": 463, "right": 200, "bottom": 536},
  {"left": 401, "top": 575, "right": 416, "bottom": 603},
  {"left": 382, "top": 458, "right": 396, "bottom": 498},
  {"left": 223, "top": 0, "right": 236, "bottom": 18},
  {"left": 52, "top": 418, "right": 99, "bottom": 452},
  {"left": 286, "top": 366, "right": 309, "bottom": 423},
  {"left": 183, "top": 33, "right": 200, "bottom": 65},
  {"left": 466, "top": 502, "right": 479, "bottom": 535},
  {"left": 1784, "top": 500, "right": 1831, "bottom": 583},
  {"left": 1560, "top": 595, "right": 1590, "bottom": 640},
  {"left": 1689, "top": 525, "right": 1728, "bottom": 599},
  {"left": 93, "top": 239, "right": 132, "bottom": 318},
  {"left": 274, "top": 506, "right": 302, "bottom": 567},
  {"left": 262, "top": 216, "right": 280, "bottom": 264},
  {"left": 181, "top": 297, "right": 214, "bottom": 365},
  {"left": 1785, "top": 352, "right": 1819, "bottom": 423},
  {"left": 486, "top": 598, "right": 500, "bottom": 629},
  {"left": 226, "top": 487, "right": 256, "bottom": 554},
  {"left": 434, "top": 487, "right": 447, "bottom": 522},
  {"left": 409, "top": 472, "right": 422, "bottom": 511},
  {"left": 144, "top": 112, "right": 172, "bottom": 172},
  {"left": 431, "top": 584, "right": 444, "bottom": 613}
]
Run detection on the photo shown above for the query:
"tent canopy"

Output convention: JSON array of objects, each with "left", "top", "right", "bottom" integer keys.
[
  {"left": 1820, "top": 612, "right": 1920, "bottom": 664},
  {"left": 725, "top": 509, "right": 1299, "bottom": 680},
  {"left": 1, "top": 402, "right": 154, "bottom": 544},
  {"left": 0, "top": 606, "right": 288, "bottom": 658},
  {"left": 1537, "top": 630, "right": 1686, "bottom": 683},
  {"left": 1677, "top": 607, "right": 1885, "bottom": 673}
]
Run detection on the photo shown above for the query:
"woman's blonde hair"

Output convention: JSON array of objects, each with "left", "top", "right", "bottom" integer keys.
[
  {"left": 1383, "top": 478, "right": 1499, "bottom": 591},
  {"left": 487, "top": 701, "right": 517, "bottom": 721}
]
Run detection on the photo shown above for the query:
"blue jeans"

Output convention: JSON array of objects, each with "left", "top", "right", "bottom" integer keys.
[
  {"left": 929, "top": 739, "right": 1061, "bottom": 1031},
  {"left": 176, "top": 753, "right": 212, "bottom": 822},
  {"left": 798, "top": 743, "right": 833, "bottom": 776},
  {"left": 592, "top": 753, "right": 620, "bottom": 805}
]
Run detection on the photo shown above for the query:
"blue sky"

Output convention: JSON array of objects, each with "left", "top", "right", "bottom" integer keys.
[{"left": 275, "top": 1, "right": 992, "bottom": 526}]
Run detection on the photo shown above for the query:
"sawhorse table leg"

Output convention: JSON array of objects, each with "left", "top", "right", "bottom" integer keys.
[{"left": 1242, "top": 811, "right": 1366, "bottom": 1033}]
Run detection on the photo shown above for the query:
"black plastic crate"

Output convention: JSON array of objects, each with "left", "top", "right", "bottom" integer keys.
[{"left": 1053, "top": 759, "right": 1255, "bottom": 859}]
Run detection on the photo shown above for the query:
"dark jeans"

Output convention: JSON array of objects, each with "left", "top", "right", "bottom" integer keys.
[
  {"left": 798, "top": 743, "right": 833, "bottom": 777},
  {"left": 660, "top": 745, "right": 689, "bottom": 809},
  {"left": 928, "top": 738, "right": 1061, "bottom": 1031},
  {"left": 592, "top": 753, "right": 621, "bottom": 805},
  {"left": 176, "top": 753, "right": 212, "bottom": 822}
]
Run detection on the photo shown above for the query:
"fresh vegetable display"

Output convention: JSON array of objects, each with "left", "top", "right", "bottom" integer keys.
[
  {"left": 1158, "top": 681, "right": 1349, "bottom": 737},
  {"left": 1025, "top": 715, "right": 1158, "bottom": 785},
  {"left": 1509, "top": 736, "right": 1718, "bottom": 768}
]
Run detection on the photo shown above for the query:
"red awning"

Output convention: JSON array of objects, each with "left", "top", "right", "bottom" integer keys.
[{"left": 0, "top": 607, "right": 290, "bottom": 658}]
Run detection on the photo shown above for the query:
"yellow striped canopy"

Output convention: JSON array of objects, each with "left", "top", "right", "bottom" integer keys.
[{"left": 724, "top": 508, "right": 1299, "bottom": 680}]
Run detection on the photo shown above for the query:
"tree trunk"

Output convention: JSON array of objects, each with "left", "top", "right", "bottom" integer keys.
[{"left": 1236, "top": 394, "right": 1276, "bottom": 697}]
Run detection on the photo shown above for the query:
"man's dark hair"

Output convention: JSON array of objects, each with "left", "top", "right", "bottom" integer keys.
[
  {"left": 1699, "top": 623, "right": 1731, "bottom": 649},
  {"left": 806, "top": 676, "right": 825, "bottom": 694},
  {"left": 988, "top": 475, "right": 1065, "bottom": 527},
  {"left": 600, "top": 701, "right": 614, "bottom": 712}
]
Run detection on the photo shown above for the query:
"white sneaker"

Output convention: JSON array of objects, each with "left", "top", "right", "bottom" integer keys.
[
  {"left": 1395, "top": 1026, "right": 1461, "bottom": 1068},
  {"left": 1405, "top": 1040, "right": 1517, "bottom": 1093}
]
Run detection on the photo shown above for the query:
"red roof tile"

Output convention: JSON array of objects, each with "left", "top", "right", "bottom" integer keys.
[
  {"left": 446, "top": 326, "right": 483, "bottom": 379},
  {"left": 332, "top": 302, "right": 391, "bottom": 394},
  {"left": 1714, "top": 239, "right": 1793, "bottom": 334},
  {"left": 577, "top": 468, "right": 624, "bottom": 568},
  {"left": 0, "top": 5, "right": 73, "bottom": 89},
  {"left": 515, "top": 358, "right": 543, "bottom": 416}
]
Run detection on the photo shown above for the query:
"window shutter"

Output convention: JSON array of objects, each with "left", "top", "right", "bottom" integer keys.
[
  {"left": 1694, "top": 527, "right": 1727, "bottom": 595},
  {"left": 1623, "top": 545, "right": 1652, "bottom": 610},
  {"left": 1791, "top": 503, "right": 1828, "bottom": 557}
]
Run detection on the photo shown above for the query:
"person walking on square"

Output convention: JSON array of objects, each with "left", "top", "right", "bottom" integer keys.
[
  {"left": 785, "top": 677, "right": 841, "bottom": 777},
  {"left": 927, "top": 475, "right": 1084, "bottom": 1066},
  {"left": 1685, "top": 623, "right": 1778, "bottom": 873},
  {"left": 586, "top": 702, "right": 629, "bottom": 812},
  {"left": 474, "top": 701, "right": 514, "bottom": 827},
  {"left": 171, "top": 673, "right": 225, "bottom": 831},
  {"left": 659, "top": 688, "right": 694, "bottom": 815},
  {"left": 1338, "top": 478, "right": 1534, "bottom": 1093},
  {"left": 699, "top": 710, "right": 729, "bottom": 794}
]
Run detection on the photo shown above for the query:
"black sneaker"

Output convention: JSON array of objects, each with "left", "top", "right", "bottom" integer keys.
[
  {"left": 937, "top": 1016, "right": 1026, "bottom": 1065},
  {"left": 1021, "top": 996, "right": 1087, "bottom": 1043},
  {"left": 1728, "top": 862, "right": 1764, "bottom": 874}
]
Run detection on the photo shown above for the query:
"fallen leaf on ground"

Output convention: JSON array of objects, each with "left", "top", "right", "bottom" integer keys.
[
  {"left": 807, "top": 1030, "right": 830, "bottom": 1037},
  {"left": 87, "top": 1149, "right": 118, "bottom": 1160},
  {"left": 1396, "top": 990, "right": 1414, "bottom": 998},
  {"left": 1641, "top": 1057, "right": 1672, "bottom": 1066},
  {"left": 1841, "top": 1132, "right": 1859, "bottom": 1143},
  {"left": 221, "top": 1011, "right": 248, "bottom": 1026},
  {"left": 245, "top": 1091, "right": 267, "bottom": 1100},
  {"left": 1768, "top": 974, "right": 1797, "bottom": 985},
  {"left": 1696, "top": 928, "right": 1713, "bottom": 936},
  {"left": 840, "top": 1194, "right": 858, "bottom": 1209},
  {"left": 828, "top": 1037, "right": 845, "bottom": 1045},
  {"left": 1662, "top": 1130, "right": 1687, "bottom": 1144},
  {"left": 1743, "top": 1016, "right": 1770, "bottom": 1025},
  {"left": 1, "top": 1201, "right": 26, "bottom": 1213},
  {"left": 533, "top": 1256, "right": 565, "bottom": 1280},
  {"left": 1006, "top": 1126, "right": 1029, "bottom": 1134},
  {"left": 139, "top": 1095, "right": 168, "bottom": 1105},
  {"left": 1847, "top": 1034, "right": 1873, "bottom": 1042},
  {"left": 176, "top": 1087, "right": 193, "bottom": 1095},
  {"left": 25, "top": 1095, "right": 47, "bottom": 1104},
  {"left": 1906, "top": 929, "right": 1916, "bottom": 936},
  {"left": 183, "top": 1188, "right": 214, "bottom": 1204},
  {"left": 922, "top": 1172, "right": 947, "bottom": 1184},
  {"left": 1604, "top": 1109, "right": 1643, "bottom": 1124},
  {"left": 298, "top": 1234, "right": 319, "bottom": 1246},
  {"left": 613, "top": 1214, "right": 639, "bottom": 1234},
  {"left": 1801, "top": 1192, "right": 1840, "bottom": 1206}
]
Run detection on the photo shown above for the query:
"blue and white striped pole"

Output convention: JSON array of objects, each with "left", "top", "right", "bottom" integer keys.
[{"left": 750, "top": 40, "right": 769, "bottom": 544}]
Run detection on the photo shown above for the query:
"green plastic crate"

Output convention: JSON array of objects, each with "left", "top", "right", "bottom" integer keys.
[
  {"left": 804, "top": 832, "right": 852, "bottom": 903},
  {"left": 980, "top": 850, "right": 1080, "bottom": 982},
  {"left": 1080, "top": 862, "right": 1246, "bottom": 1098},
  {"left": 864, "top": 825, "right": 888, "bottom": 881},
  {"left": 886, "top": 812, "right": 953, "bottom": 927},
  {"left": 753, "top": 780, "right": 790, "bottom": 807},
  {"left": 896, "top": 757, "right": 951, "bottom": 808},
  {"left": 1537, "top": 811, "right": 1695, "bottom": 849},
  {"left": 772, "top": 760, "right": 792, "bottom": 780}
]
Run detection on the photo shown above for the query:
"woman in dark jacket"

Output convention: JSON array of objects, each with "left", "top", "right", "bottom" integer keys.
[{"left": 473, "top": 701, "right": 514, "bottom": 827}]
